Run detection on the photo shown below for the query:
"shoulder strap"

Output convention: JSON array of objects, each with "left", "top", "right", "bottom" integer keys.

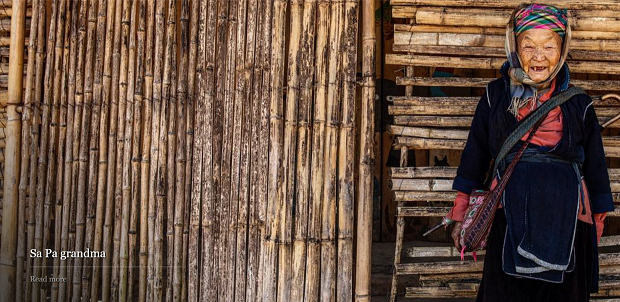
[{"left": 492, "top": 86, "right": 586, "bottom": 174}]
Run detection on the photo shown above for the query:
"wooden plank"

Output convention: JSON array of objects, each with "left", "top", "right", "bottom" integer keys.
[
  {"left": 394, "top": 24, "right": 620, "bottom": 41},
  {"left": 388, "top": 125, "right": 469, "bottom": 140},
  {"left": 394, "top": 31, "right": 620, "bottom": 53},
  {"left": 398, "top": 206, "right": 620, "bottom": 217},
  {"left": 394, "top": 191, "right": 456, "bottom": 202},
  {"left": 419, "top": 272, "right": 481, "bottom": 282},
  {"left": 393, "top": 116, "right": 473, "bottom": 127},
  {"left": 405, "top": 286, "right": 456, "bottom": 298},
  {"left": 392, "top": 5, "right": 417, "bottom": 18},
  {"left": 390, "top": 0, "right": 620, "bottom": 11},
  {"left": 394, "top": 137, "right": 467, "bottom": 150},
  {"left": 387, "top": 53, "right": 620, "bottom": 75},
  {"left": 396, "top": 76, "right": 620, "bottom": 91},
  {"left": 406, "top": 246, "right": 486, "bottom": 258},
  {"left": 389, "top": 166, "right": 457, "bottom": 178},
  {"left": 396, "top": 260, "right": 484, "bottom": 275},
  {"left": 394, "top": 6, "right": 620, "bottom": 32},
  {"left": 389, "top": 178, "right": 454, "bottom": 191}
]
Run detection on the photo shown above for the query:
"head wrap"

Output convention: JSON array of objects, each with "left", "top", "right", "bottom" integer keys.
[
  {"left": 505, "top": 3, "right": 571, "bottom": 116},
  {"left": 514, "top": 4, "right": 568, "bottom": 38}
]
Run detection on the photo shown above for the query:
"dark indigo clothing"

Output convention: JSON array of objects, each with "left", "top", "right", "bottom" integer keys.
[
  {"left": 500, "top": 149, "right": 580, "bottom": 283},
  {"left": 477, "top": 211, "right": 593, "bottom": 302},
  {"left": 454, "top": 61, "right": 614, "bottom": 291},
  {"left": 453, "top": 62, "right": 614, "bottom": 215}
]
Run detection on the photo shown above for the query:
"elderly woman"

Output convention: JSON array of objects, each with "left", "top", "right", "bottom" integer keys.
[{"left": 447, "top": 3, "right": 614, "bottom": 302}]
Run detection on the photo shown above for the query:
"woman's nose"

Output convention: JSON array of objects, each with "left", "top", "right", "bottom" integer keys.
[{"left": 533, "top": 48, "right": 546, "bottom": 60}]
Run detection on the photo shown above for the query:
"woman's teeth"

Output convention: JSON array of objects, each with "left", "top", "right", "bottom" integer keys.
[{"left": 532, "top": 67, "right": 546, "bottom": 71}]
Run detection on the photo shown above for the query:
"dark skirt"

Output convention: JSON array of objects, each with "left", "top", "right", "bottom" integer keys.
[{"left": 476, "top": 210, "right": 594, "bottom": 302}]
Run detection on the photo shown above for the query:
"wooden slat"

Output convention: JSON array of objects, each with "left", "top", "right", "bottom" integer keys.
[
  {"left": 394, "top": 191, "right": 456, "bottom": 202},
  {"left": 396, "top": 6, "right": 620, "bottom": 32},
  {"left": 394, "top": 137, "right": 467, "bottom": 150},
  {"left": 389, "top": 178, "right": 454, "bottom": 191},
  {"left": 601, "top": 236, "right": 620, "bottom": 247},
  {"left": 396, "top": 76, "right": 620, "bottom": 91},
  {"left": 387, "top": 53, "right": 620, "bottom": 75},
  {"left": 394, "top": 31, "right": 620, "bottom": 53},
  {"left": 398, "top": 206, "right": 620, "bottom": 217},
  {"left": 394, "top": 24, "right": 620, "bottom": 41},
  {"left": 393, "top": 115, "right": 473, "bottom": 127},
  {"left": 407, "top": 246, "right": 486, "bottom": 258},
  {"left": 393, "top": 43, "right": 620, "bottom": 62},
  {"left": 389, "top": 166, "right": 458, "bottom": 178},
  {"left": 396, "top": 260, "right": 484, "bottom": 275},
  {"left": 390, "top": 0, "right": 620, "bottom": 11},
  {"left": 388, "top": 125, "right": 469, "bottom": 140}
]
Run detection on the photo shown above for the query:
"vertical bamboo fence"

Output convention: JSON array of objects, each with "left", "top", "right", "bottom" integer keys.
[{"left": 0, "top": 0, "right": 377, "bottom": 301}]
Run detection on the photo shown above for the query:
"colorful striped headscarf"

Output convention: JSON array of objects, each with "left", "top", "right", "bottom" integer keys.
[
  {"left": 504, "top": 3, "right": 571, "bottom": 116},
  {"left": 514, "top": 4, "right": 568, "bottom": 38}
]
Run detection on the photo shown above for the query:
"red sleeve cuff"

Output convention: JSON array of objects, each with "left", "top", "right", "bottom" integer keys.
[
  {"left": 447, "top": 191, "right": 470, "bottom": 222},
  {"left": 595, "top": 213, "right": 606, "bottom": 244}
]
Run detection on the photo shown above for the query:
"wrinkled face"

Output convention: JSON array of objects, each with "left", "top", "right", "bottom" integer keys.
[{"left": 517, "top": 28, "right": 562, "bottom": 83}]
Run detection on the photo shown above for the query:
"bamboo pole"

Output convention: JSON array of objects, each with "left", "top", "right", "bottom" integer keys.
[
  {"left": 228, "top": 0, "right": 249, "bottom": 300},
  {"left": 66, "top": 0, "right": 88, "bottom": 300},
  {"left": 33, "top": 0, "right": 59, "bottom": 300},
  {"left": 89, "top": 0, "right": 117, "bottom": 300},
  {"left": 139, "top": 0, "right": 155, "bottom": 300},
  {"left": 0, "top": 0, "right": 26, "bottom": 300},
  {"left": 245, "top": 0, "right": 266, "bottom": 300},
  {"left": 15, "top": 0, "right": 39, "bottom": 300},
  {"left": 148, "top": 0, "right": 166, "bottom": 300},
  {"left": 160, "top": 1, "right": 177, "bottom": 300},
  {"left": 289, "top": 0, "right": 317, "bottom": 301},
  {"left": 321, "top": 1, "right": 345, "bottom": 300},
  {"left": 80, "top": 0, "right": 109, "bottom": 298},
  {"left": 51, "top": 2, "right": 71, "bottom": 301},
  {"left": 115, "top": 0, "right": 136, "bottom": 299},
  {"left": 186, "top": 0, "right": 201, "bottom": 300},
  {"left": 355, "top": 0, "right": 375, "bottom": 301},
  {"left": 337, "top": 1, "right": 358, "bottom": 300},
  {"left": 119, "top": 0, "right": 138, "bottom": 300},
  {"left": 277, "top": 0, "right": 303, "bottom": 301},
  {"left": 263, "top": 0, "right": 287, "bottom": 300},
  {"left": 188, "top": 0, "right": 208, "bottom": 300},
  {"left": 182, "top": 1, "right": 199, "bottom": 301},
  {"left": 210, "top": 0, "right": 230, "bottom": 298},
  {"left": 123, "top": 1, "right": 140, "bottom": 301},
  {"left": 304, "top": 1, "right": 330, "bottom": 300},
  {"left": 256, "top": 0, "right": 274, "bottom": 298},
  {"left": 219, "top": 0, "right": 238, "bottom": 300},
  {"left": 106, "top": 0, "right": 128, "bottom": 301},
  {"left": 173, "top": 1, "right": 189, "bottom": 301}
]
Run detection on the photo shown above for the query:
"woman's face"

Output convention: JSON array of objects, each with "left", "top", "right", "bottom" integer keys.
[{"left": 517, "top": 28, "right": 562, "bottom": 83}]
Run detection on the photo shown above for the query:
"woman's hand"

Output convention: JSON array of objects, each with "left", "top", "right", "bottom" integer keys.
[{"left": 451, "top": 222, "right": 463, "bottom": 251}]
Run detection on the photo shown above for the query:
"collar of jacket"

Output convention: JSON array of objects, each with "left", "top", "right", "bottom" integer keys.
[{"left": 499, "top": 61, "right": 571, "bottom": 96}]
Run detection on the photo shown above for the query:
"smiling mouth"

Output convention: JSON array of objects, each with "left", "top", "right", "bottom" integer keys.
[{"left": 531, "top": 67, "right": 547, "bottom": 72}]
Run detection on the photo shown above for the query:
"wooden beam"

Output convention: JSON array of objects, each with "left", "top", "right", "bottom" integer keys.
[
  {"left": 396, "top": 77, "right": 620, "bottom": 91},
  {"left": 389, "top": 166, "right": 457, "bottom": 178},
  {"left": 394, "top": 191, "right": 456, "bottom": 202},
  {"left": 386, "top": 53, "right": 620, "bottom": 75},
  {"left": 390, "top": 0, "right": 620, "bottom": 11}
]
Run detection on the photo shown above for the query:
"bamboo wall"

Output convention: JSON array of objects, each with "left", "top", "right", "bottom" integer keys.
[
  {"left": 0, "top": 0, "right": 376, "bottom": 302},
  {"left": 386, "top": 0, "right": 620, "bottom": 300}
]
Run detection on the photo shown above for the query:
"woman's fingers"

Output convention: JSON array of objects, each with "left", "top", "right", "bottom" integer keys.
[{"left": 452, "top": 222, "right": 463, "bottom": 250}]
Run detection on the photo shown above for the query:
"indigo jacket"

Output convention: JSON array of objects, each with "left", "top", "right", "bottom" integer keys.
[{"left": 453, "top": 61, "right": 615, "bottom": 291}]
